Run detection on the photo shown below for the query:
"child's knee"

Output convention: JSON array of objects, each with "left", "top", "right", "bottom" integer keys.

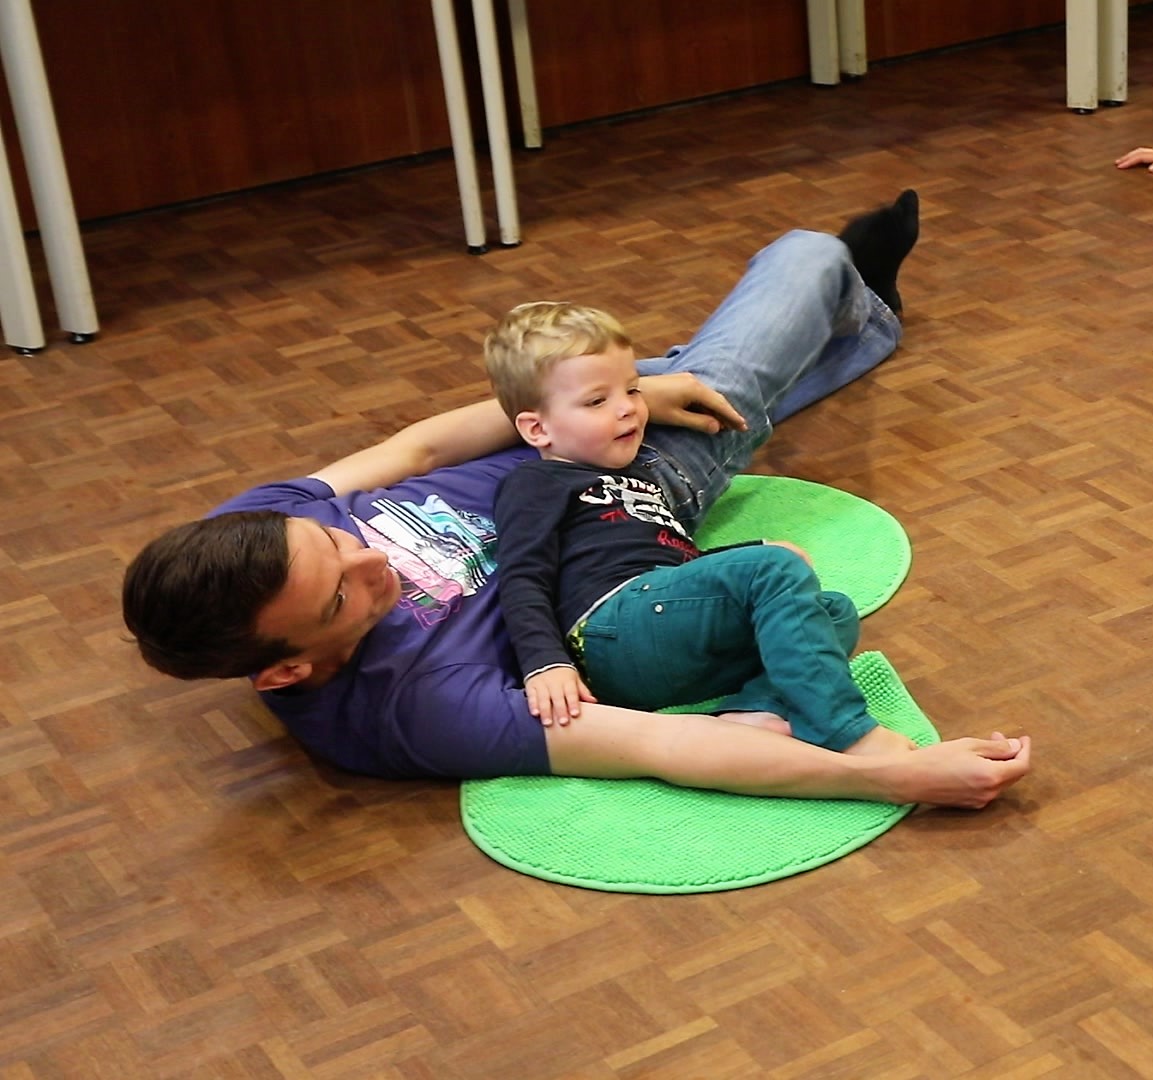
[
  {"left": 819, "top": 590, "right": 861, "bottom": 652},
  {"left": 755, "top": 540, "right": 815, "bottom": 573},
  {"left": 701, "top": 542, "right": 819, "bottom": 597},
  {"left": 763, "top": 539, "right": 812, "bottom": 566},
  {"left": 751, "top": 229, "right": 844, "bottom": 268}
]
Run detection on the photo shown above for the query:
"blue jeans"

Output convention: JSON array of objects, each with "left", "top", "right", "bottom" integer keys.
[
  {"left": 633, "top": 229, "right": 901, "bottom": 533},
  {"left": 578, "top": 544, "right": 875, "bottom": 751}
]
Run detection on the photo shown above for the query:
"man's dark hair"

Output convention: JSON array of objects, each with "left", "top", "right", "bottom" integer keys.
[{"left": 122, "top": 510, "right": 299, "bottom": 680}]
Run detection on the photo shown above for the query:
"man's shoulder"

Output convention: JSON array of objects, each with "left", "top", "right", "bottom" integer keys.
[
  {"left": 207, "top": 476, "right": 336, "bottom": 518},
  {"left": 262, "top": 629, "right": 542, "bottom": 780}
]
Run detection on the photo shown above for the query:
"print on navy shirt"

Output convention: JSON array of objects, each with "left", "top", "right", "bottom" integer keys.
[
  {"left": 351, "top": 495, "right": 497, "bottom": 628},
  {"left": 579, "top": 474, "right": 692, "bottom": 538}
]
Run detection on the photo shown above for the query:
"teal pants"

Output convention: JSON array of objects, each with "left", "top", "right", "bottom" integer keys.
[{"left": 579, "top": 544, "right": 876, "bottom": 751}]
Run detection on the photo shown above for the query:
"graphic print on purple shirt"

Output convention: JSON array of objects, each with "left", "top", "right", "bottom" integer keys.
[{"left": 351, "top": 494, "right": 497, "bottom": 629}]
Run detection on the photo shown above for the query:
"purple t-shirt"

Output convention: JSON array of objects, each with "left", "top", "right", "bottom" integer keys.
[{"left": 210, "top": 446, "right": 551, "bottom": 779}]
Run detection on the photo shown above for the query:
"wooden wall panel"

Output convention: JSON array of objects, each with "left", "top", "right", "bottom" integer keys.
[
  {"left": 524, "top": 0, "right": 811, "bottom": 128},
  {"left": 4, "top": 0, "right": 453, "bottom": 221},
  {"left": 0, "top": 1, "right": 1141, "bottom": 222},
  {"left": 865, "top": 0, "right": 1066, "bottom": 60}
]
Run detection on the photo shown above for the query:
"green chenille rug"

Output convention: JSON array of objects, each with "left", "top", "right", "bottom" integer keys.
[
  {"left": 692, "top": 474, "right": 911, "bottom": 617},
  {"left": 462, "top": 476, "right": 934, "bottom": 893}
]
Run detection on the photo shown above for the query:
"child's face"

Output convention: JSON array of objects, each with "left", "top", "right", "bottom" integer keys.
[{"left": 533, "top": 344, "right": 648, "bottom": 469}]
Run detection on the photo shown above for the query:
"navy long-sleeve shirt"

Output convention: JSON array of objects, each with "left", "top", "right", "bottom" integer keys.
[{"left": 494, "top": 458, "right": 700, "bottom": 678}]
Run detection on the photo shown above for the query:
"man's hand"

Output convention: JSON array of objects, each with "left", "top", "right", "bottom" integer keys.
[
  {"left": 1116, "top": 147, "right": 1153, "bottom": 172},
  {"left": 639, "top": 372, "right": 748, "bottom": 434},
  {"left": 525, "top": 666, "right": 598, "bottom": 726}
]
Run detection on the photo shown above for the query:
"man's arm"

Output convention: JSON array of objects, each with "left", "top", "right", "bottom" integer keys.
[
  {"left": 639, "top": 372, "right": 748, "bottom": 434},
  {"left": 544, "top": 705, "right": 1031, "bottom": 809},
  {"left": 310, "top": 374, "right": 746, "bottom": 497},
  {"left": 311, "top": 400, "right": 519, "bottom": 496}
]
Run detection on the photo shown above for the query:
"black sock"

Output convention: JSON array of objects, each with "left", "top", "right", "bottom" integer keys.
[{"left": 837, "top": 189, "right": 920, "bottom": 317}]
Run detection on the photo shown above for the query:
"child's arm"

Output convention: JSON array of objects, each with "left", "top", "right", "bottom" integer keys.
[{"left": 495, "top": 468, "right": 595, "bottom": 726}]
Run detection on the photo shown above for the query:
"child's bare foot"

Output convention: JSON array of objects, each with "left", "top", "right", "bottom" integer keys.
[
  {"left": 843, "top": 724, "right": 917, "bottom": 755},
  {"left": 716, "top": 711, "right": 792, "bottom": 735}
]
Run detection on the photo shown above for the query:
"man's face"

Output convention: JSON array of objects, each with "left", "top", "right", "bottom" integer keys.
[
  {"left": 255, "top": 517, "right": 402, "bottom": 671},
  {"left": 534, "top": 343, "right": 649, "bottom": 469}
]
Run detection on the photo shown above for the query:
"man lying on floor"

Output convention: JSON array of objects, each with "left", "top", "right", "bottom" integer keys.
[{"left": 122, "top": 192, "right": 1031, "bottom": 809}]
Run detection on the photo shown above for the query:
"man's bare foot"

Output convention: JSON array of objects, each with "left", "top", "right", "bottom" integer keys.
[
  {"left": 884, "top": 733, "right": 1031, "bottom": 808},
  {"left": 715, "top": 711, "right": 792, "bottom": 734},
  {"left": 843, "top": 724, "right": 917, "bottom": 756}
]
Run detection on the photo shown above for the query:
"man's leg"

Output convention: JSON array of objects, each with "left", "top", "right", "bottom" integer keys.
[
  {"left": 773, "top": 190, "right": 920, "bottom": 421},
  {"left": 637, "top": 196, "right": 916, "bottom": 531},
  {"left": 543, "top": 700, "right": 1031, "bottom": 808},
  {"left": 769, "top": 301, "right": 899, "bottom": 425}
]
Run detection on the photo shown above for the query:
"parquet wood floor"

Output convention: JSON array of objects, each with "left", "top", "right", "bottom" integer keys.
[{"left": 6, "top": 15, "right": 1153, "bottom": 1078}]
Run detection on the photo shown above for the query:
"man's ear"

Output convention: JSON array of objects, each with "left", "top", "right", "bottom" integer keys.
[
  {"left": 252, "top": 659, "right": 313, "bottom": 692},
  {"left": 515, "top": 410, "right": 551, "bottom": 450}
]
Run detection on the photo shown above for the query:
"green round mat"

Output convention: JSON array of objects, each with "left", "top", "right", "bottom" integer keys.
[
  {"left": 693, "top": 474, "right": 911, "bottom": 617},
  {"left": 461, "top": 476, "right": 926, "bottom": 893},
  {"left": 462, "top": 652, "right": 939, "bottom": 893}
]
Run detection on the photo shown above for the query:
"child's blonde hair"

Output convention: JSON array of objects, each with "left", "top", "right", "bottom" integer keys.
[{"left": 484, "top": 301, "right": 632, "bottom": 420}]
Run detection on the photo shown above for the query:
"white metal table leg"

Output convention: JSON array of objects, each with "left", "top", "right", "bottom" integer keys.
[
  {"left": 507, "top": 0, "right": 541, "bottom": 149},
  {"left": 807, "top": 0, "right": 840, "bottom": 85},
  {"left": 0, "top": 114, "right": 43, "bottom": 352},
  {"left": 1097, "top": 0, "right": 1127, "bottom": 104},
  {"left": 0, "top": 0, "right": 97, "bottom": 339},
  {"left": 836, "top": 0, "right": 867, "bottom": 77},
  {"left": 471, "top": 0, "right": 520, "bottom": 245},
  {"left": 1067, "top": 0, "right": 1099, "bottom": 110},
  {"left": 431, "top": 0, "right": 489, "bottom": 251}
]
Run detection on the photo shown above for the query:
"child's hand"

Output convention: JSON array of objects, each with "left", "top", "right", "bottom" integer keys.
[
  {"left": 764, "top": 539, "right": 813, "bottom": 566},
  {"left": 525, "top": 667, "right": 598, "bottom": 726}
]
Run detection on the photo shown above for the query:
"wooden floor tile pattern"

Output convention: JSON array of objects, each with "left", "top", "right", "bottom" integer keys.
[{"left": 6, "top": 14, "right": 1153, "bottom": 1078}]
